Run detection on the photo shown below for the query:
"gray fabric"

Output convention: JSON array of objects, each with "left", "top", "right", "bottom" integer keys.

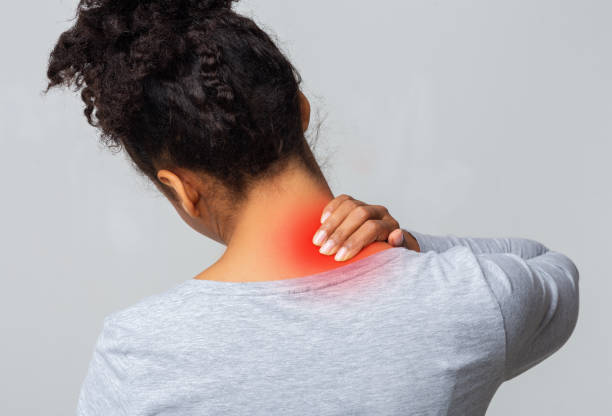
[{"left": 76, "top": 231, "right": 579, "bottom": 415}]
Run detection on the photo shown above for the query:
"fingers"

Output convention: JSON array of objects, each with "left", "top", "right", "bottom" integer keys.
[
  {"left": 334, "top": 219, "right": 395, "bottom": 261},
  {"left": 312, "top": 197, "right": 368, "bottom": 250},
  {"left": 319, "top": 194, "right": 352, "bottom": 224},
  {"left": 313, "top": 199, "right": 395, "bottom": 260}
]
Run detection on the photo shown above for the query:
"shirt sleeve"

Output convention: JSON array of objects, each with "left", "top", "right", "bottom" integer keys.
[
  {"left": 406, "top": 230, "right": 580, "bottom": 381},
  {"left": 76, "top": 316, "right": 132, "bottom": 416},
  {"left": 477, "top": 249, "right": 580, "bottom": 380},
  {"left": 406, "top": 229, "right": 549, "bottom": 258}
]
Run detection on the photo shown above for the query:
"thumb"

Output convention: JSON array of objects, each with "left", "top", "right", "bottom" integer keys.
[{"left": 388, "top": 228, "right": 406, "bottom": 247}]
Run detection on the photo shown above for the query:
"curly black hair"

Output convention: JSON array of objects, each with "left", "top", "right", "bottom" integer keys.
[{"left": 44, "top": 0, "right": 322, "bottom": 203}]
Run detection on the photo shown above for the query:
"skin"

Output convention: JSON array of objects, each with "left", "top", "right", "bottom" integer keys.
[{"left": 156, "top": 91, "right": 419, "bottom": 283}]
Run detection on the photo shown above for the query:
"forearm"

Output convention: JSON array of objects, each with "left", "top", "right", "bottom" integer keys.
[{"left": 403, "top": 229, "right": 549, "bottom": 259}]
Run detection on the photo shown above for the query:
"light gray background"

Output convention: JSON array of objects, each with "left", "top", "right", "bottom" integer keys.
[{"left": 1, "top": 0, "right": 609, "bottom": 414}]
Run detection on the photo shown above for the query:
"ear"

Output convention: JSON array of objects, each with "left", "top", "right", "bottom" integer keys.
[
  {"left": 156, "top": 169, "right": 200, "bottom": 218},
  {"left": 298, "top": 90, "right": 310, "bottom": 132}
]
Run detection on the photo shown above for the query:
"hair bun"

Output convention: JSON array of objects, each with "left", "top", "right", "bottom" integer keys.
[
  {"left": 193, "top": 0, "right": 237, "bottom": 10},
  {"left": 149, "top": 0, "right": 237, "bottom": 13}
]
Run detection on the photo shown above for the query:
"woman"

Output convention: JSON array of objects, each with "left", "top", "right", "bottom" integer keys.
[{"left": 46, "top": 1, "right": 580, "bottom": 415}]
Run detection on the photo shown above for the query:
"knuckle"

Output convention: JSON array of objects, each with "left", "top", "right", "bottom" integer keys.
[
  {"left": 374, "top": 205, "right": 390, "bottom": 219},
  {"left": 355, "top": 205, "right": 371, "bottom": 220},
  {"left": 364, "top": 219, "right": 379, "bottom": 233},
  {"left": 383, "top": 214, "right": 399, "bottom": 229},
  {"left": 340, "top": 198, "right": 357, "bottom": 212},
  {"left": 346, "top": 198, "right": 359, "bottom": 208}
]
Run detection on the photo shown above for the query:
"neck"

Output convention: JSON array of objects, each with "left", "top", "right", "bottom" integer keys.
[{"left": 196, "top": 161, "right": 390, "bottom": 282}]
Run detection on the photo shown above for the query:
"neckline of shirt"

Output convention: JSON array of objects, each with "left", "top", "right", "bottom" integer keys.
[{"left": 177, "top": 246, "right": 410, "bottom": 296}]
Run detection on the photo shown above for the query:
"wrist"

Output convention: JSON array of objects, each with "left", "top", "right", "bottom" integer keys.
[{"left": 402, "top": 229, "right": 421, "bottom": 252}]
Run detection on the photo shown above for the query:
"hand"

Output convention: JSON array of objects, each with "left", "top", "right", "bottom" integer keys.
[{"left": 312, "top": 194, "right": 420, "bottom": 262}]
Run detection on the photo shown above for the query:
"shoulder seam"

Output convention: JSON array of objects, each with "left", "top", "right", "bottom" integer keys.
[{"left": 466, "top": 250, "right": 510, "bottom": 382}]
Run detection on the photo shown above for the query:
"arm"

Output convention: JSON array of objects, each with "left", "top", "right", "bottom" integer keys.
[
  {"left": 404, "top": 229, "right": 579, "bottom": 379},
  {"left": 476, "top": 247, "right": 580, "bottom": 380},
  {"left": 76, "top": 316, "right": 131, "bottom": 415},
  {"left": 404, "top": 229, "right": 548, "bottom": 259}
]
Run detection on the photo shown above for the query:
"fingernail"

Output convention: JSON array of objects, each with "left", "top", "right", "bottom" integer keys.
[
  {"left": 313, "top": 230, "right": 326, "bottom": 245},
  {"left": 319, "top": 239, "right": 335, "bottom": 255},
  {"left": 398, "top": 232, "right": 404, "bottom": 245},
  {"left": 335, "top": 247, "right": 348, "bottom": 261},
  {"left": 320, "top": 211, "right": 330, "bottom": 224}
]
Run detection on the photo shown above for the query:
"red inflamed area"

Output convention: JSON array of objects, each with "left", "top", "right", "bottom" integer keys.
[{"left": 267, "top": 196, "right": 393, "bottom": 278}]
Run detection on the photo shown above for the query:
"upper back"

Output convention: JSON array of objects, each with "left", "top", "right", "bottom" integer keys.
[{"left": 80, "top": 246, "right": 507, "bottom": 415}]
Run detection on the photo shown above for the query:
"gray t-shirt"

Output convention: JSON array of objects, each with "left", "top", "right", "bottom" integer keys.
[{"left": 76, "top": 231, "right": 580, "bottom": 415}]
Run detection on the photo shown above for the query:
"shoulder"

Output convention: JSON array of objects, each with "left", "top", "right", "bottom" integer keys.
[
  {"left": 104, "top": 280, "right": 195, "bottom": 329},
  {"left": 395, "top": 245, "right": 506, "bottom": 317},
  {"left": 78, "top": 281, "right": 190, "bottom": 416},
  {"left": 89, "top": 280, "right": 200, "bottom": 377},
  {"left": 398, "top": 243, "right": 482, "bottom": 273},
  {"left": 393, "top": 246, "right": 508, "bottom": 378},
  {"left": 91, "top": 280, "right": 204, "bottom": 365}
]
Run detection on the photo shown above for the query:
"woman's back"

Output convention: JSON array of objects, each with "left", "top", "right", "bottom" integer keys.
[{"left": 77, "top": 232, "right": 579, "bottom": 415}]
